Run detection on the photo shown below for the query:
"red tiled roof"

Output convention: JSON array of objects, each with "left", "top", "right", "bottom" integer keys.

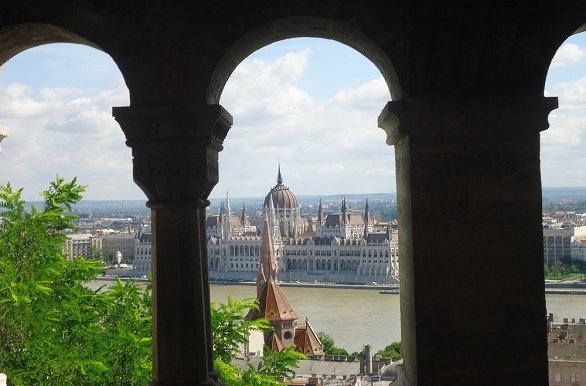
[
  {"left": 252, "top": 278, "right": 298, "bottom": 322},
  {"left": 294, "top": 320, "right": 324, "bottom": 356}
]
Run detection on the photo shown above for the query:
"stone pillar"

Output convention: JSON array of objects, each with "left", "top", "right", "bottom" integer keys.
[
  {"left": 379, "top": 96, "right": 557, "bottom": 386},
  {"left": 114, "top": 105, "right": 232, "bottom": 386}
]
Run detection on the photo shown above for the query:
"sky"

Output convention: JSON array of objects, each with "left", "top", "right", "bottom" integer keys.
[{"left": 0, "top": 35, "right": 586, "bottom": 200}]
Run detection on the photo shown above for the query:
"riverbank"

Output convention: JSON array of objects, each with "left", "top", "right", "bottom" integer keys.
[
  {"left": 95, "top": 276, "right": 586, "bottom": 294},
  {"left": 209, "top": 279, "right": 401, "bottom": 291}
]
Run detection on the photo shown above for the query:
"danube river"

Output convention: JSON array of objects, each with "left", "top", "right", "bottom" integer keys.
[
  {"left": 88, "top": 280, "right": 586, "bottom": 354},
  {"left": 210, "top": 284, "right": 586, "bottom": 353}
]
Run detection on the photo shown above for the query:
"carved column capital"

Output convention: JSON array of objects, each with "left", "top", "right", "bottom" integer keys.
[
  {"left": 113, "top": 105, "right": 232, "bottom": 205},
  {"left": 378, "top": 95, "right": 558, "bottom": 145}
]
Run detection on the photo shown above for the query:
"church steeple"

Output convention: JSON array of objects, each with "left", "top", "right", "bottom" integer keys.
[
  {"left": 257, "top": 208, "right": 279, "bottom": 296},
  {"left": 341, "top": 197, "right": 347, "bottom": 225}
]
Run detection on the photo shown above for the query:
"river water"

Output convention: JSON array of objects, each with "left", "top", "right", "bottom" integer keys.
[
  {"left": 210, "top": 284, "right": 586, "bottom": 353},
  {"left": 87, "top": 280, "right": 586, "bottom": 354}
]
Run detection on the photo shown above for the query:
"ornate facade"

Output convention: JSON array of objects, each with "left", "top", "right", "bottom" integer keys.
[{"left": 207, "top": 169, "right": 399, "bottom": 284}]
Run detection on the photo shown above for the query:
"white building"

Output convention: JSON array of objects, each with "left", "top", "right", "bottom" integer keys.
[
  {"left": 544, "top": 225, "right": 586, "bottom": 264},
  {"left": 101, "top": 233, "right": 136, "bottom": 263},
  {"left": 133, "top": 233, "right": 152, "bottom": 275},
  {"left": 65, "top": 233, "right": 102, "bottom": 260},
  {"left": 207, "top": 169, "right": 399, "bottom": 285}
]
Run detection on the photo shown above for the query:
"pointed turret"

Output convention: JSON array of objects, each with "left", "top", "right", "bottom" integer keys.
[
  {"left": 277, "top": 162, "right": 283, "bottom": 185},
  {"left": 241, "top": 201, "right": 247, "bottom": 225},
  {"left": 225, "top": 192, "right": 232, "bottom": 237},
  {"left": 341, "top": 197, "right": 347, "bottom": 225},
  {"left": 363, "top": 197, "right": 370, "bottom": 240},
  {"left": 317, "top": 198, "right": 325, "bottom": 225},
  {"left": 256, "top": 208, "right": 279, "bottom": 296}
]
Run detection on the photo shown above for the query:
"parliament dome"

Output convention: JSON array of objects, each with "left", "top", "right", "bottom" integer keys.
[{"left": 264, "top": 167, "right": 299, "bottom": 209}]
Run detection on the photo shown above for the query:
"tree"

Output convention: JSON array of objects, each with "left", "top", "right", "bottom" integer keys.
[
  {"left": 0, "top": 177, "right": 303, "bottom": 385},
  {"left": 211, "top": 298, "right": 305, "bottom": 386},
  {"left": 317, "top": 332, "right": 349, "bottom": 356},
  {"left": 376, "top": 341, "right": 402, "bottom": 362},
  {"left": 0, "top": 177, "right": 152, "bottom": 385}
]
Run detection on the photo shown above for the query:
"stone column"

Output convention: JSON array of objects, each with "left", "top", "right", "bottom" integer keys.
[
  {"left": 379, "top": 96, "right": 557, "bottom": 386},
  {"left": 113, "top": 105, "right": 232, "bottom": 386}
]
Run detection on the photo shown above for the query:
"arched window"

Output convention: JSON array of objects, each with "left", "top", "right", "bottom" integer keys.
[
  {"left": 230, "top": 245, "right": 234, "bottom": 256},
  {"left": 316, "top": 260, "right": 321, "bottom": 270},
  {"left": 340, "top": 260, "right": 345, "bottom": 271},
  {"left": 327, "top": 260, "right": 331, "bottom": 270},
  {"left": 287, "top": 258, "right": 291, "bottom": 271},
  {"left": 245, "top": 245, "right": 249, "bottom": 256},
  {"left": 255, "top": 245, "right": 260, "bottom": 255},
  {"left": 239, "top": 245, "right": 244, "bottom": 256}
]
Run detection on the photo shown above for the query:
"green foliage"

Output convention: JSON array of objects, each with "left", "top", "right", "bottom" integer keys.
[
  {"left": 376, "top": 341, "right": 402, "bottom": 361},
  {"left": 211, "top": 297, "right": 270, "bottom": 363},
  {"left": 211, "top": 299, "right": 305, "bottom": 385},
  {"left": 0, "top": 177, "right": 304, "bottom": 385},
  {"left": 0, "top": 178, "right": 151, "bottom": 385},
  {"left": 545, "top": 257, "right": 584, "bottom": 280},
  {"left": 317, "top": 332, "right": 349, "bottom": 356}
]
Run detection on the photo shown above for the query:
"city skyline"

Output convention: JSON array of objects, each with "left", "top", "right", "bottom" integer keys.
[{"left": 1, "top": 35, "right": 586, "bottom": 200}]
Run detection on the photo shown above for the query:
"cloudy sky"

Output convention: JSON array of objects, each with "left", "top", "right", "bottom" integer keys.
[{"left": 0, "top": 35, "right": 585, "bottom": 200}]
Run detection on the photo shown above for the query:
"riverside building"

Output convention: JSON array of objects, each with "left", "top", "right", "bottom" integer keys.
[{"left": 206, "top": 169, "right": 399, "bottom": 285}]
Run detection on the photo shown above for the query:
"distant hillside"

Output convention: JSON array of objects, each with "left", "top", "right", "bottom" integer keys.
[{"left": 542, "top": 187, "right": 586, "bottom": 200}]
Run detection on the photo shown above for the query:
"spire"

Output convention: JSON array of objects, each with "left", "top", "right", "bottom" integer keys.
[
  {"left": 317, "top": 198, "right": 324, "bottom": 225},
  {"left": 225, "top": 191, "right": 232, "bottom": 236},
  {"left": 219, "top": 201, "right": 225, "bottom": 218},
  {"left": 241, "top": 201, "right": 247, "bottom": 225},
  {"left": 341, "top": 197, "right": 347, "bottom": 225},
  {"left": 277, "top": 162, "right": 283, "bottom": 185},
  {"left": 268, "top": 194, "right": 281, "bottom": 240},
  {"left": 257, "top": 208, "right": 279, "bottom": 296},
  {"left": 363, "top": 197, "right": 370, "bottom": 240}
]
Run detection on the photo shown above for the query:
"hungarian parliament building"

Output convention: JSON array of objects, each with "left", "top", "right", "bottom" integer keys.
[{"left": 205, "top": 169, "right": 400, "bottom": 285}]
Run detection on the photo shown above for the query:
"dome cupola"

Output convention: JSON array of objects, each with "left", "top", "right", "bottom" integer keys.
[{"left": 263, "top": 165, "right": 299, "bottom": 209}]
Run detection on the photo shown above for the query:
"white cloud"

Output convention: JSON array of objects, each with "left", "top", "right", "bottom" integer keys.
[
  {"left": 550, "top": 43, "right": 586, "bottom": 69},
  {"left": 0, "top": 78, "right": 140, "bottom": 200},
  {"left": 217, "top": 49, "right": 393, "bottom": 198}
]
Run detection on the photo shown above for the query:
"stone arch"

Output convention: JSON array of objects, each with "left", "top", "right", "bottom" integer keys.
[
  {"left": 0, "top": 23, "right": 100, "bottom": 66},
  {"left": 207, "top": 16, "right": 401, "bottom": 104}
]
